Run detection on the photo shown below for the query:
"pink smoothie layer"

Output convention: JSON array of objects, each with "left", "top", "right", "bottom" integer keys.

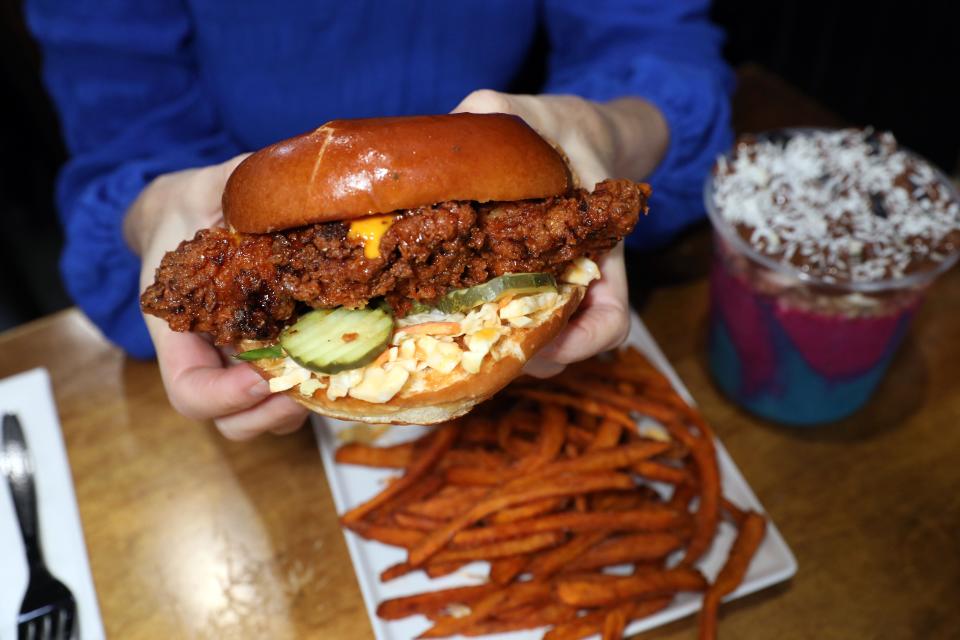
[{"left": 711, "top": 249, "right": 920, "bottom": 395}]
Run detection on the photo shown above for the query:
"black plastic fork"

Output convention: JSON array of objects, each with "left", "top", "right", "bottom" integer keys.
[{"left": 2, "top": 414, "right": 78, "bottom": 640}]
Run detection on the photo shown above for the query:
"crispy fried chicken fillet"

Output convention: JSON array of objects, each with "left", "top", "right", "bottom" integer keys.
[{"left": 141, "top": 179, "right": 647, "bottom": 345}]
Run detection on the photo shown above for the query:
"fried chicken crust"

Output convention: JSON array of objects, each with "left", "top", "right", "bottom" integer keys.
[{"left": 140, "top": 179, "right": 648, "bottom": 344}]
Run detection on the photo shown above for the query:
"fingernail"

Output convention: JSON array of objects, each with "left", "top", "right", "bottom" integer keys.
[{"left": 248, "top": 378, "right": 271, "bottom": 398}]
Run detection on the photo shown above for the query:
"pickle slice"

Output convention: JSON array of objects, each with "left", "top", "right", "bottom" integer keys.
[
  {"left": 408, "top": 300, "right": 435, "bottom": 315},
  {"left": 435, "top": 273, "right": 557, "bottom": 314},
  {"left": 279, "top": 307, "right": 394, "bottom": 374},
  {"left": 234, "top": 344, "right": 284, "bottom": 361}
]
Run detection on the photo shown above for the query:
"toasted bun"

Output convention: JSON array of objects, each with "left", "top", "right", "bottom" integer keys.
[
  {"left": 245, "top": 285, "right": 584, "bottom": 425},
  {"left": 223, "top": 113, "right": 573, "bottom": 233}
]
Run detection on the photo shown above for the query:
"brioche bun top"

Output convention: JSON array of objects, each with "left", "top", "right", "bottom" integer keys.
[{"left": 222, "top": 113, "right": 573, "bottom": 233}]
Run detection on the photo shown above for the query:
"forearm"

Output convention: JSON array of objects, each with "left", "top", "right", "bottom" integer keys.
[
  {"left": 123, "top": 175, "right": 172, "bottom": 257},
  {"left": 600, "top": 97, "right": 669, "bottom": 182}
]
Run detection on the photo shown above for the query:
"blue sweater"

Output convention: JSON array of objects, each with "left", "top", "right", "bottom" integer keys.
[{"left": 27, "top": 0, "right": 733, "bottom": 358}]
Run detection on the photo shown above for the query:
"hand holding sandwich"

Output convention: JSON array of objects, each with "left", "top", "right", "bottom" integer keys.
[
  {"left": 126, "top": 155, "right": 311, "bottom": 439},
  {"left": 453, "top": 91, "right": 667, "bottom": 376},
  {"left": 127, "top": 92, "right": 666, "bottom": 439}
]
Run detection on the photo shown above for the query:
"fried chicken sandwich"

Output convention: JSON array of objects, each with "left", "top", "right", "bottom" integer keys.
[{"left": 141, "top": 113, "right": 649, "bottom": 424}]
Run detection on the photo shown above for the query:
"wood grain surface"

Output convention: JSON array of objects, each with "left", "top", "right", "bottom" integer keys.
[{"left": 1, "top": 65, "right": 958, "bottom": 639}]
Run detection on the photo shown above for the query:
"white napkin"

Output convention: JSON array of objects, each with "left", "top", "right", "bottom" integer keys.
[{"left": 0, "top": 368, "right": 105, "bottom": 640}]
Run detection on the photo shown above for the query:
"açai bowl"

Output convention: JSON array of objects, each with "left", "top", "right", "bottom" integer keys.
[{"left": 705, "top": 128, "right": 960, "bottom": 425}]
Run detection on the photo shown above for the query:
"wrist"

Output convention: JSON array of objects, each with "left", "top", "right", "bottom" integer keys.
[{"left": 601, "top": 98, "right": 669, "bottom": 181}]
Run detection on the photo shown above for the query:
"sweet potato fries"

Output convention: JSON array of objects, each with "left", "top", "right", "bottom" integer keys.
[{"left": 335, "top": 347, "right": 766, "bottom": 639}]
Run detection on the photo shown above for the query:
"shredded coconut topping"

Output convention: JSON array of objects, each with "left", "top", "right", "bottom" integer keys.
[{"left": 712, "top": 129, "right": 960, "bottom": 283}]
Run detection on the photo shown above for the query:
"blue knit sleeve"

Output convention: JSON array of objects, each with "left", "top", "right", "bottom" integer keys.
[
  {"left": 26, "top": 2, "right": 241, "bottom": 358},
  {"left": 543, "top": 0, "right": 735, "bottom": 249}
]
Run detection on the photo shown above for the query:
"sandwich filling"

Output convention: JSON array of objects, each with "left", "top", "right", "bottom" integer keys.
[
  {"left": 262, "top": 271, "right": 594, "bottom": 404},
  {"left": 141, "top": 179, "right": 647, "bottom": 344}
]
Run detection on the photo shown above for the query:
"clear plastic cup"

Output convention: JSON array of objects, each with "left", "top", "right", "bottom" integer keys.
[{"left": 704, "top": 130, "right": 960, "bottom": 425}]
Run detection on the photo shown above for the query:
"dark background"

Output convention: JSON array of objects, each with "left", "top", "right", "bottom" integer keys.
[{"left": 2, "top": 1, "right": 959, "bottom": 333}]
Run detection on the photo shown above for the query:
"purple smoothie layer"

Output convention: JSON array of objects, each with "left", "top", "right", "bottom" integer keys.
[{"left": 708, "top": 242, "right": 921, "bottom": 425}]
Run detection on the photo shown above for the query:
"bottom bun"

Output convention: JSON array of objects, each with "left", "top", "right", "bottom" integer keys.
[{"left": 245, "top": 285, "right": 585, "bottom": 425}]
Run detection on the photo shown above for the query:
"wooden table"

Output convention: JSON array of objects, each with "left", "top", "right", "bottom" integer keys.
[{"left": 3, "top": 66, "right": 960, "bottom": 639}]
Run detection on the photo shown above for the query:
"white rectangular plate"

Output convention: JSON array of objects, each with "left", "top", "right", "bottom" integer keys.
[{"left": 314, "top": 313, "right": 797, "bottom": 639}]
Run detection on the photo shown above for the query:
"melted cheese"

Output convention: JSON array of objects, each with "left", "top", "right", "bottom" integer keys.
[{"left": 348, "top": 214, "right": 397, "bottom": 259}]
